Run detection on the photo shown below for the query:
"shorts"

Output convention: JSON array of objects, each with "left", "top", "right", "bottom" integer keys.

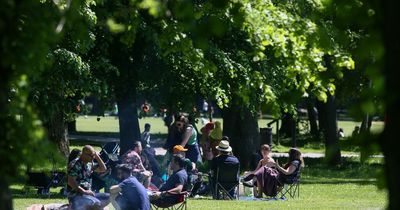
[{"left": 186, "top": 144, "right": 201, "bottom": 163}]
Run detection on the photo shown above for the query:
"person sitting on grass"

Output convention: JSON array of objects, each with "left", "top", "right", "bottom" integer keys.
[
  {"left": 121, "top": 141, "right": 153, "bottom": 189},
  {"left": 150, "top": 154, "right": 188, "bottom": 206},
  {"left": 109, "top": 164, "right": 150, "bottom": 210},
  {"left": 67, "top": 145, "right": 110, "bottom": 210}
]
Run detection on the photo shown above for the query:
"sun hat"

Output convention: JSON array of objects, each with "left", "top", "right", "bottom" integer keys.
[
  {"left": 173, "top": 145, "right": 188, "bottom": 153},
  {"left": 210, "top": 121, "right": 222, "bottom": 140},
  {"left": 215, "top": 140, "right": 232, "bottom": 152}
]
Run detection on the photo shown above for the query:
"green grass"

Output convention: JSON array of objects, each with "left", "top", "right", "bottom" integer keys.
[
  {"left": 13, "top": 158, "right": 387, "bottom": 209},
  {"left": 75, "top": 116, "right": 384, "bottom": 155},
  {"left": 76, "top": 116, "right": 384, "bottom": 136}
]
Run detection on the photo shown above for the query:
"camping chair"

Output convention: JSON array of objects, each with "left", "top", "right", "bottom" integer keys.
[
  {"left": 279, "top": 171, "right": 301, "bottom": 199},
  {"left": 211, "top": 162, "right": 240, "bottom": 200},
  {"left": 151, "top": 191, "right": 188, "bottom": 210}
]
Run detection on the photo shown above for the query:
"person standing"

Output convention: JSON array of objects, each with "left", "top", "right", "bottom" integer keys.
[
  {"left": 177, "top": 115, "right": 201, "bottom": 164},
  {"left": 141, "top": 123, "right": 151, "bottom": 148},
  {"left": 110, "top": 164, "right": 150, "bottom": 210},
  {"left": 209, "top": 121, "right": 222, "bottom": 158},
  {"left": 67, "top": 145, "right": 110, "bottom": 210},
  {"left": 140, "top": 123, "right": 161, "bottom": 179},
  {"left": 199, "top": 122, "right": 215, "bottom": 161}
]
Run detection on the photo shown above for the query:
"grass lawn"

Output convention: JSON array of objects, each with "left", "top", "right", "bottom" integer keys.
[
  {"left": 13, "top": 157, "right": 387, "bottom": 209},
  {"left": 75, "top": 116, "right": 384, "bottom": 154},
  {"left": 75, "top": 116, "right": 384, "bottom": 137},
  {"left": 14, "top": 183, "right": 386, "bottom": 209}
]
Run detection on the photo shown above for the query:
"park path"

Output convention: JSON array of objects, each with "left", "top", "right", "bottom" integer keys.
[{"left": 69, "top": 134, "right": 383, "bottom": 158}]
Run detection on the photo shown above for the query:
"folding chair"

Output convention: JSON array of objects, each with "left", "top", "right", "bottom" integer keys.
[
  {"left": 279, "top": 171, "right": 300, "bottom": 199},
  {"left": 212, "top": 162, "right": 240, "bottom": 200},
  {"left": 151, "top": 191, "right": 188, "bottom": 210}
]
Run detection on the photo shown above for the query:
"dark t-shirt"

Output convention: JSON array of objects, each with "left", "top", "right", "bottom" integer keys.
[
  {"left": 280, "top": 160, "right": 301, "bottom": 183},
  {"left": 118, "top": 176, "right": 150, "bottom": 210},
  {"left": 211, "top": 154, "right": 240, "bottom": 173},
  {"left": 160, "top": 169, "right": 187, "bottom": 191}
]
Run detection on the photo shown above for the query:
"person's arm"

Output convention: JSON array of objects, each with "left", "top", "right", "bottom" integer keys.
[
  {"left": 94, "top": 152, "right": 107, "bottom": 173},
  {"left": 180, "top": 127, "right": 192, "bottom": 146},
  {"left": 253, "top": 160, "right": 262, "bottom": 172},
  {"left": 67, "top": 175, "right": 94, "bottom": 196},
  {"left": 274, "top": 163, "right": 296, "bottom": 175},
  {"left": 110, "top": 185, "right": 122, "bottom": 195}
]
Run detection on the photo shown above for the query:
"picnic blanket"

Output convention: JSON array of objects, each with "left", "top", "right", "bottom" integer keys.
[
  {"left": 26, "top": 204, "right": 110, "bottom": 210},
  {"left": 238, "top": 196, "right": 286, "bottom": 201},
  {"left": 26, "top": 204, "right": 68, "bottom": 210}
]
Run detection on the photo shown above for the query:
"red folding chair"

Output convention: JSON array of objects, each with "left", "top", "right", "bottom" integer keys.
[{"left": 151, "top": 191, "right": 188, "bottom": 210}]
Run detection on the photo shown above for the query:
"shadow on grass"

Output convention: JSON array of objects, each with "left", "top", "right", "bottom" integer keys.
[
  {"left": 11, "top": 187, "right": 66, "bottom": 199},
  {"left": 301, "top": 179, "right": 377, "bottom": 185},
  {"left": 272, "top": 156, "right": 383, "bottom": 186},
  {"left": 70, "top": 132, "right": 167, "bottom": 147}
]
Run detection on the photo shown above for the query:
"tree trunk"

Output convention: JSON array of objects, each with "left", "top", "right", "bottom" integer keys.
[
  {"left": 0, "top": 181, "right": 12, "bottom": 210},
  {"left": 0, "top": 71, "right": 12, "bottom": 209},
  {"left": 321, "top": 93, "right": 341, "bottom": 165},
  {"left": 118, "top": 98, "right": 141, "bottom": 155},
  {"left": 223, "top": 104, "right": 259, "bottom": 170},
  {"left": 89, "top": 96, "right": 101, "bottom": 115},
  {"left": 279, "top": 113, "right": 295, "bottom": 138},
  {"left": 360, "top": 114, "right": 373, "bottom": 133},
  {"left": 381, "top": 1, "right": 400, "bottom": 209},
  {"left": 316, "top": 100, "right": 327, "bottom": 142},
  {"left": 307, "top": 98, "right": 319, "bottom": 140},
  {"left": 47, "top": 112, "right": 70, "bottom": 158},
  {"left": 68, "top": 120, "right": 77, "bottom": 133}
]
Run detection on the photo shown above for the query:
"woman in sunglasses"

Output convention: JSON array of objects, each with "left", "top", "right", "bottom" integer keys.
[{"left": 176, "top": 115, "right": 201, "bottom": 164}]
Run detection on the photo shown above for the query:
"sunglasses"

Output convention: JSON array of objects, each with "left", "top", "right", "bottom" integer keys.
[{"left": 176, "top": 123, "right": 183, "bottom": 127}]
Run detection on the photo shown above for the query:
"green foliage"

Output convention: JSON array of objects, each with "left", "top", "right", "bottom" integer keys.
[
  {"left": 0, "top": 0, "right": 62, "bottom": 184},
  {"left": 0, "top": 0, "right": 99, "bottom": 184},
  {"left": 31, "top": 48, "right": 92, "bottom": 122}
]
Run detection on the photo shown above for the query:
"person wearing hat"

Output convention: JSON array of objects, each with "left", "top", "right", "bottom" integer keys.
[
  {"left": 210, "top": 140, "right": 239, "bottom": 197},
  {"left": 209, "top": 121, "right": 223, "bottom": 158},
  {"left": 210, "top": 140, "right": 239, "bottom": 172},
  {"left": 199, "top": 122, "right": 215, "bottom": 161},
  {"left": 172, "top": 145, "right": 195, "bottom": 173}
]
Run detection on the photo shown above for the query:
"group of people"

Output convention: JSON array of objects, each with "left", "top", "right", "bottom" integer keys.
[
  {"left": 66, "top": 114, "right": 304, "bottom": 209},
  {"left": 67, "top": 144, "right": 193, "bottom": 210},
  {"left": 243, "top": 145, "right": 304, "bottom": 198}
]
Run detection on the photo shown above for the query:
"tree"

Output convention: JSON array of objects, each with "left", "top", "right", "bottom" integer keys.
[{"left": 0, "top": 0, "right": 80, "bottom": 208}]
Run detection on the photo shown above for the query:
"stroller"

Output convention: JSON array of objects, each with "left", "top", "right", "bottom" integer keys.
[
  {"left": 92, "top": 142, "right": 120, "bottom": 192},
  {"left": 26, "top": 156, "right": 66, "bottom": 196}
]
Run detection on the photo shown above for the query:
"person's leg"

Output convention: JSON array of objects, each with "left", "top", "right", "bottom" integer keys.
[
  {"left": 110, "top": 193, "right": 121, "bottom": 210},
  {"left": 70, "top": 195, "right": 102, "bottom": 210},
  {"left": 94, "top": 192, "right": 110, "bottom": 208}
]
